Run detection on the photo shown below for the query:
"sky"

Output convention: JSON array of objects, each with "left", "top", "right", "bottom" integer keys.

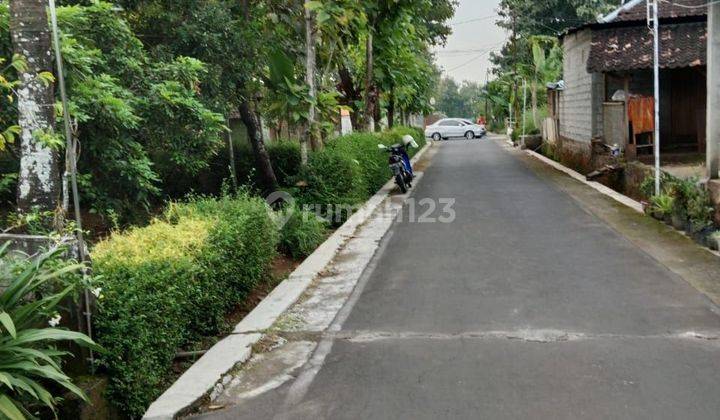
[{"left": 433, "top": 0, "right": 506, "bottom": 85}]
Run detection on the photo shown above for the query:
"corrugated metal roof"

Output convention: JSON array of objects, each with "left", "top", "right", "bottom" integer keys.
[{"left": 587, "top": 22, "right": 707, "bottom": 72}]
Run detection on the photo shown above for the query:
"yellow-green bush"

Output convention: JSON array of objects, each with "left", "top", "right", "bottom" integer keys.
[{"left": 92, "top": 195, "right": 278, "bottom": 417}]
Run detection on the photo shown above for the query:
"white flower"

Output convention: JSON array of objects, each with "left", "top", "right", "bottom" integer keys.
[
  {"left": 91, "top": 287, "right": 103, "bottom": 298},
  {"left": 48, "top": 314, "right": 61, "bottom": 327}
]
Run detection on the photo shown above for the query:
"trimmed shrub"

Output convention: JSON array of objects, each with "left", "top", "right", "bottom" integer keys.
[
  {"left": 278, "top": 207, "right": 329, "bottom": 259},
  {"left": 293, "top": 148, "right": 368, "bottom": 225},
  {"left": 327, "top": 126, "right": 427, "bottom": 196},
  {"left": 326, "top": 132, "right": 388, "bottom": 195},
  {"left": 91, "top": 127, "right": 426, "bottom": 415},
  {"left": 92, "top": 194, "right": 278, "bottom": 417},
  {"left": 292, "top": 126, "right": 426, "bottom": 225}
]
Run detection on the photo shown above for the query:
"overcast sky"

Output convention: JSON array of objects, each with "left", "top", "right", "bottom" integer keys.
[{"left": 433, "top": 0, "right": 505, "bottom": 85}]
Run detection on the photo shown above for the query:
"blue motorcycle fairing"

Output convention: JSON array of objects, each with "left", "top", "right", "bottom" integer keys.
[{"left": 401, "top": 152, "right": 413, "bottom": 176}]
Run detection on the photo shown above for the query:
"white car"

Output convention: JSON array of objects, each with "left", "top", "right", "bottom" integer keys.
[{"left": 425, "top": 118, "right": 486, "bottom": 141}]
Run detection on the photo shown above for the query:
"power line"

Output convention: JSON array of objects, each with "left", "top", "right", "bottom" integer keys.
[
  {"left": 435, "top": 46, "right": 503, "bottom": 56},
  {"left": 445, "top": 49, "right": 497, "bottom": 72},
  {"left": 437, "top": 48, "right": 499, "bottom": 53},
  {"left": 448, "top": 14, "right": 497, "bottom": 26},
  {"left": 659, "top": 0, "right": 720, "bottom": 8}
]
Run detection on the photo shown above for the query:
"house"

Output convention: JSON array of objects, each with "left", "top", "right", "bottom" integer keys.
[{"left": 553, "top": 0, "right": 708, "bottom": 172}]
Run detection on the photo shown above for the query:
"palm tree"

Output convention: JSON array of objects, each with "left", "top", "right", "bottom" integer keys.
[{"left": 530, "top": 36, "right": 562, "bottom": 128}]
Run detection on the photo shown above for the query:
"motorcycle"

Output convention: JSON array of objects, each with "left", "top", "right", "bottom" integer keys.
[{"left": 378, "top": 139, "right": 416, "bottom": 193}]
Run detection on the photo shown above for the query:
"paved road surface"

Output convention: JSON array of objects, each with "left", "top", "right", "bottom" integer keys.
[{"left": 197, "top": 136, "right": 720, "bottom": 420}]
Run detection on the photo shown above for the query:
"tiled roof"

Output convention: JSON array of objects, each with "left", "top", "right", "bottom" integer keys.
[
  {"left": 611, "top": 0, "right": 707, "bottom": 23},
  {"left": 587, "top": 22, "right": 707, "bottom": 72}
]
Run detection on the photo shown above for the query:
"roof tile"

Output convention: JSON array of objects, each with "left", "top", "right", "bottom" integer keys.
[
  {"left": 587, "top": 22, "right": 707, "bottom": 72},
  {"left": 613, "top": 0, "right": 707, "bottom": 22}
]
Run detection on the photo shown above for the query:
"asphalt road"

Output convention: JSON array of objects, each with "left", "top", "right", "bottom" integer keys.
[{"left": 197, "top": 136, "right": 720, "bottom": 420}]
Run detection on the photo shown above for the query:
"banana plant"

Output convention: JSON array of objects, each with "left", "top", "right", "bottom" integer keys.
[{"left": 0, "top": 243, "right": 100, "bottom": 419}]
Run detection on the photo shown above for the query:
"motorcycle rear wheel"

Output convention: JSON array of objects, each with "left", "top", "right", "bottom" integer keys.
[{"left": 395, "top": 174, "right": 408, "bottom": 193}]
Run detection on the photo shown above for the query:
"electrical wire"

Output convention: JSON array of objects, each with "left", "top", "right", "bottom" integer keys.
[
  {"left": 659, "top": 0, "right": 720, "bottom": 8},
  {"left": 448, "top": 14, "right": 497, "bottom": 26},
  {"left": 440, "top": 41, "right": 506, "bottom": 73},
  {"left": 445, "top": 50, "right": 494, "bottom": 72}
]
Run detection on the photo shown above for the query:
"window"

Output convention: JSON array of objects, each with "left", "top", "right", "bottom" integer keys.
[{"left": 439, "top": 120, "right": 460, "bottom": 127}]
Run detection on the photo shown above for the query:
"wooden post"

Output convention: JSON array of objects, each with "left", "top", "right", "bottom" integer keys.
[{"left": 623, "top": 76, "right": 636, "bottom": 161}]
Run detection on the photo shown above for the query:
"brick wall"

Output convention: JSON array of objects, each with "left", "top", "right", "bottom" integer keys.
[{"left": 559, "top": 29, "right": 604, "bottom": 143}]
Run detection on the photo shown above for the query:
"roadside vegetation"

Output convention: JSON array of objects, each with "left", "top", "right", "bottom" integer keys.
[
  {"left": 0, "top": 0, "right": 446, "bottom": 416},
  {"left": 642, "top": 174, "right": 720, "bottom": 250},
  {"left": 0, "top": 244, "right": 99, "bottom": 419},
  {"left": 90, "top": 126, "right": 424, "bottom": 416}
]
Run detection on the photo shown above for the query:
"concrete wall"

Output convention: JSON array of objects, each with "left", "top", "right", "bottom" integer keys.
[
  {"left": 559, "top": 29, "right": 605, "bottom": 143},
  {"left": 603, "top": 102, "right": 625, "bottom": 148}
]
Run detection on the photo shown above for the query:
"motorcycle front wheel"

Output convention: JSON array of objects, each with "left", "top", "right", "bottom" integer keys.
[{"left": 395, "top": 174, "right": 408, "bottom": 193}]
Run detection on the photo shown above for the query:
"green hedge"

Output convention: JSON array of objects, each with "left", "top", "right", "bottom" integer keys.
[
  {"left": 92, "top": 194, "right": 278, "bottom": 417},
  {"left": 292, "top": 127, "right": 425, "bottom": 224},
  {"left": 90, "top": 127, "right": 424, "bottom": 415},
  {"left": 279, "top": 206, "right": 329, "bottom": 259}
]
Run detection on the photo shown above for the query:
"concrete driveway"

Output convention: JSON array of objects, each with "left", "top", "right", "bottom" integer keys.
[{"left": 194, "top": 136, "right": 720, "bottom": 420}]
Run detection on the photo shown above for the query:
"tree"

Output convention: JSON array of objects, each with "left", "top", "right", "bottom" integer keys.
[
  {"left": 491, "top": 0, "right": 614, "bottom": 129},
  {"left": 114, "top": 0, "right": 279, "bottom": 191},
  {"left": 435, "top": 77, "right": 483, "bottom": 118},
  {"left": 303, "top": 0, "right": 318, "bottom": 163},
  {"left": 9, "top": 0, "right": 61, "bottom": 223},
  {"left": 361, "top": 0, "right": 455, "bottom": 131},
  {"left": 529, "top": 36, "right": 562, "bottom": 127}
]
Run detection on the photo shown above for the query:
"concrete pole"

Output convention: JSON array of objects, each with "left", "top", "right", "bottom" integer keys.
[
  {"left": 49, "top": 0, "right": 94, "bottom": 370},
  {"left": 708, "top": 3, "right": 720, "bottom": 179},
  {"left": 652, "top": 0, "right": 661, "bottom": 195},
  {"left": 522, "top": 79, "right": 527, "bottom": 139}
]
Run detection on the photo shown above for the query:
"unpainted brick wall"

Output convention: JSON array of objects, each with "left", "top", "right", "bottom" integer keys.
[{"left": 559, "top": 29, "right": 604, "bottom": 143}]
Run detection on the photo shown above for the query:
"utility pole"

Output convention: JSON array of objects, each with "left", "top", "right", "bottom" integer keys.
[
  {"left": 522, "top": 79, "right": 527, "bottom": 139},
  {"left": 708, "top": 1, "right": 720, "bottom": 179},
  {"left": 649, "top": 0, "right": 661, "bottom": 195},
  {"left": 49, "top": 0, "right": 94, "bottom": 370},
  {"left": 485, "top": 68, "right": 490, "bottom": 123},
  {"left": 511, "top": 11, "right": 519, "bottom": 130}
]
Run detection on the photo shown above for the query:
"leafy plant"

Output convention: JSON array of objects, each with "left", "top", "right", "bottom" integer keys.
[
  {"left": 650, "top": 194, "right": 675, "bottom": 217},
  {"left": 93, "top": 194, "right": 278, "bottom": 417},
  {"left": 0, "top": 243, "right": 99, "bottom": 419},
  {"left": 4, "top": 209, "right": 57, "bottom": 236},
  {"left": 687, "top": 188, "right": 714, "bottom": 232},
  {"left": 639, "top": 171, "right": 675, "bottom": 198},
  {"left": 278, "top": 206, "right": 328, "bottom": 259}
]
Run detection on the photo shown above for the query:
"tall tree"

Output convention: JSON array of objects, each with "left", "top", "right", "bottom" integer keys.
[
  {"left": 239, "top": 96, "right": 278, "bottom": 190},
  {"left": 115, "top": 0, "right": 279, "bottom": 191},
  {"left": 492, "top": 0, "right": 614, "bottom": 128},
  {"left": 362, "top": 0, "right": 455, "bottom": 131},
  {"left": 10, "top": 0, "right": 62, "bottom": 220},
  {"left": 303, "top": 0, "right": 318, "bottom": 163}
]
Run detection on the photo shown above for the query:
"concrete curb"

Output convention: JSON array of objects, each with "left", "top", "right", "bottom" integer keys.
[
  {"left": 142, "top": 142, "right": 433, "bottom": 420},
  {"left": 525, "top": 149, "right": 645, "bottom": 213},
  {"left": 518, "top": 142, "right": 720, "bottom": 262}
]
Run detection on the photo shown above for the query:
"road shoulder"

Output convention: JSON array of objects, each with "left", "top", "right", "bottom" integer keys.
[{"left": 504, "top": 141, "right": 720, "bottom": 309}]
